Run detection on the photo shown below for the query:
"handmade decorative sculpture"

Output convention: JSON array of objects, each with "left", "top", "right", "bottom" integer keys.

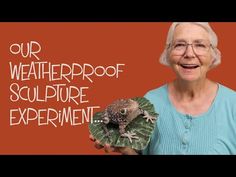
[{"left": 89, "top": 97, "right": 158, "bottom": 151}]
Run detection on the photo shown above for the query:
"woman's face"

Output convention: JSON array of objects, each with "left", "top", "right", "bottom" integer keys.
[{"left": 168, "top": 23, "right": 214, "bottom": 82}]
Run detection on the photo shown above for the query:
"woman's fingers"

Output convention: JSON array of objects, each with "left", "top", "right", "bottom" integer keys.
[
  {"left": 94, "top": 140, "right": 104, "bottom": 149},
  {"left": 90, "top": 135, "right": 138, "bottom": 154},
  {"left": 89, "top": 134, "right": 95, "bottom": 142},
  {"left": 90, "top": 134, "right": 104, "bottom": 149},
  {"left": 119, "top": 147, "right": 138, "bottom": 155},
  {"left": 104, "top": 144, "right": 138, "bottom": 154},
  {"left": 104, "top": 143, "right": 115, "bottom": 153}
]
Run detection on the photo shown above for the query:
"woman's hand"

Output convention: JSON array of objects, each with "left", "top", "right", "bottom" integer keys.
[{"left": 89, "top": 134, "right": 139, "bottom": 155}]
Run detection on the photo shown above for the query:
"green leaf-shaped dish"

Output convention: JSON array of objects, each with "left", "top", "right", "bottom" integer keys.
[{"left": 89, "top": 97, "right": 158, "bottom": 151}]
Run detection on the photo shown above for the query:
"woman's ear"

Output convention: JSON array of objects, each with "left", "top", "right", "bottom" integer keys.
[{"left": 210, "top": 48, "right": 221, "bottom": 69}]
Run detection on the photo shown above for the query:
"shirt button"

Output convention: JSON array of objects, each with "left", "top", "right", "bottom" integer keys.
[
  {"left": 184, "top": 120, "right": 191, "bottom": 129},
  {"left": 182, "top": 136, "right": 188, "bottom": 145},
  {"left": 186, "top": 114, "right": 192, "bottom": 119},
  {"left": 181, "top": 144, "right": 188, "bottom": 154}
]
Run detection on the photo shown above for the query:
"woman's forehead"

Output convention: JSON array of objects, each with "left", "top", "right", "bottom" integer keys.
[{"left": 173, "top": 23, "right": 210, "bottom": 41}]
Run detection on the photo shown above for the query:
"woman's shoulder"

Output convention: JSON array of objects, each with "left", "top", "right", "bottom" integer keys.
[
  {"left": 218, "top": 84, "right": 236, "bottom": 99},
  {"left": 144, "top": 84, "right": 169, "bottom": 105},
  {"left": 144, "top": 84, "right": 167, "bottom": 98},
  {"left": 217, "top": 84, "right": 236, "bottom": 114},
  {"left": 143, "top": 84, "right": 170, "bottom": 113}
]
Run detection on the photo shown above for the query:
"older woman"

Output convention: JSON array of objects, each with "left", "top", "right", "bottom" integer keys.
[{"left": 92, "top": 22, "right": 236, "bottom": 155}]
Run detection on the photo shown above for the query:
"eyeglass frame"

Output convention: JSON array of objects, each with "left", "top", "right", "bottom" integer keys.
[{"left": 167, "top": 41, "right": 215, "bottom": 56}]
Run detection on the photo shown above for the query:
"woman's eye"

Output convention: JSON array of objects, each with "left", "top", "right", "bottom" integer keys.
[
  {"left": 174, "top": 43, "right": 186, "bottom": 48},
  {"left": 195, "top": 43, "right": 207, "bottom": 48}
]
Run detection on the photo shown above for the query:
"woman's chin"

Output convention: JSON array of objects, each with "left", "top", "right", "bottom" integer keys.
[{"left": 178, "top": 75, "right": 201, "bottom": 82}]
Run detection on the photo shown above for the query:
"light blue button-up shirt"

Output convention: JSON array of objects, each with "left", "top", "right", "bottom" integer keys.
[{"left": 142, "top": 84, "right": 236, "bottom": 155}]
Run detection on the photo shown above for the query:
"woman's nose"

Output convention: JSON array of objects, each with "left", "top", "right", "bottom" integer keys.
[{"left": 184, "top": 44, "right": 196, "bottom": 58}]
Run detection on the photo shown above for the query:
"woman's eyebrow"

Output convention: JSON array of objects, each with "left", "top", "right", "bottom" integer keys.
[
  {"left": 173, "top": 39, "right": 186, "bottom": 43},
  {"left": 173, "top": 39, "right": 209, "bottom": 43},
  {"left": 193, "top": 39, "right": 209, "bottom": 43}
]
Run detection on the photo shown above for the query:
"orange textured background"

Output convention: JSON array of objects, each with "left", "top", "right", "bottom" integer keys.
[{"left": 0, "top": 22, "right": 235, "bottom": 154}]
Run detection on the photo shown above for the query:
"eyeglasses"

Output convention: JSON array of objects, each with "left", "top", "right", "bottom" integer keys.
[{"left": 169, "top": 41, "right": 214, "bottom": 56}]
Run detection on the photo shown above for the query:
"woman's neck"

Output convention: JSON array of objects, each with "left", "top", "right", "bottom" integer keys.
[
  {"left": 171, "top": 79, "right": 215, "bottom": 102},
  {"left": 168, "top": 79, "right": 218, "bottom": 116}
]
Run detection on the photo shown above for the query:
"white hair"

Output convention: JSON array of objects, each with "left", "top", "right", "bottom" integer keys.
[{"left": 159, "top": 22, "right": 221, "bottom": 67}]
